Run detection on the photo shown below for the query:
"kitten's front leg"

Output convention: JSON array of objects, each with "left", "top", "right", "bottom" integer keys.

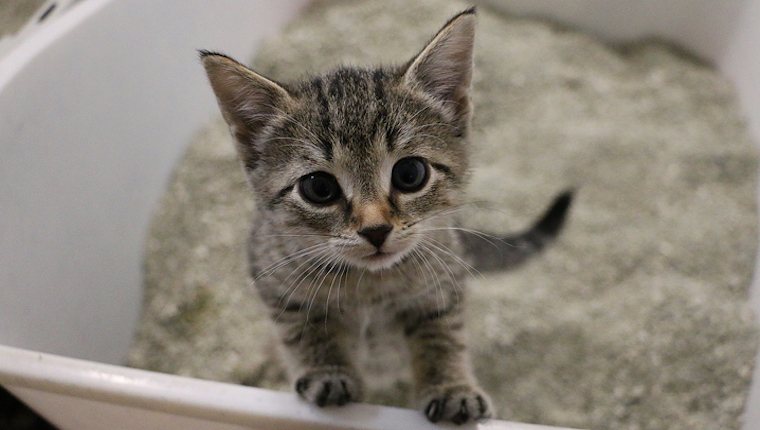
[
  {"left": 403, "top": 304, "right": 493, "bottom": 424},
  {"left": 273, "top": 311, "right": 363, "bottom": 406}
]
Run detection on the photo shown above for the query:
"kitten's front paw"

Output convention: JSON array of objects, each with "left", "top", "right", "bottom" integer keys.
[
  {"left": 295, "top": 369, "right": 362, "bottom": 407},
  {"left": 421, "top": 384, "right": 493, "bottom": 425}
]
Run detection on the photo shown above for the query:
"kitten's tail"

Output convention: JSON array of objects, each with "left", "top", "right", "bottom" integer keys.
[{"left": 459, "top": 190, "right": 574, "bottom": 272}]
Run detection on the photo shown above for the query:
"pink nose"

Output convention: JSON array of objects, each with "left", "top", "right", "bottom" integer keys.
[{"left": 358, "top": 224, "right": 393, "bottom": 249}]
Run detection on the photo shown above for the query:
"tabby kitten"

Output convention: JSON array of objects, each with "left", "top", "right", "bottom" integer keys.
[{"left": 201, "top": 8, "right": 570, "bottom": 424}]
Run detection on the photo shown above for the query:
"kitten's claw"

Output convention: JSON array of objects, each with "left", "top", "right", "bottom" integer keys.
[
  {"left": 421, "top": 385, "right": 493, "bottom": 424},
  {"left": 295, "top": 370, "right": 361, "bottom": 407}
]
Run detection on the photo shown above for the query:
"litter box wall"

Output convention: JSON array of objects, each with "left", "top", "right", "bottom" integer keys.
[
  {"left": 0, "top": 0, "right": 311, "bottom": 364},
  {"left": 0, "top": 1, "right": 759, "bottom": 430},
  {"left": 480, "top": 0, "right": 760, "bottom": 139}
]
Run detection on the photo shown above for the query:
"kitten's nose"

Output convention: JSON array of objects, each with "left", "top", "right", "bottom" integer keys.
[{"left": 358, "top": 224, "right": 393, "bottom": 249}]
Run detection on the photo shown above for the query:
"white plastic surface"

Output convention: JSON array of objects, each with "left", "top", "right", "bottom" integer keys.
[
  {"left": 0, "top": 344, "right": 570, "bottom": 430},
  {"left": 0, "top": 0, "right": 759, "bottom": 429},
  {"left": 0, "top": 0, "right": 310, "bottom": 365}
]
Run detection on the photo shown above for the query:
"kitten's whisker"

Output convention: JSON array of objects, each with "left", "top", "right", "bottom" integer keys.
[
  {"left": 273, "top": 247, "right": 332, "bottom": 322},
  {"left": 403, "top": 201, "right": 491, "bottom": 229},
  {"left": 421, "top": 236, "right": 483, "bottom": 281},
  {"left": 407, "top": 104, "right": 435, "bottom": 123},
  {"left": 275, "top": 247, "right": 329, "bottom": 289},
  {"left": 406, "top": 249, "right": 427, "bottom": 300},
  {"left": 416, "top": 226, "right": 510, "bottom": 251},
  {"left": 254, "top": 242, "right": 328, "bottom": 280},
  {"left": 417, "top": 238, "right": 465, "bottom": 298},
  {"left": 279, "top": 249, "right": 333, "bottom": 326},
  {"left": 416, "top": 242, "right": 461, "bottom": 312},
  {"left": 325, "top": 250, "right": 347, "bottom": 320},
  {"left": 268, "top": 243, "right": 342, "bottom": 275},
  {"left": 281, "top": 246, "right": 332, "bottom": 284},
  {"left": 411, "top": 245, "right": 444, "bottom": 310},
  {"left": 256, "top": 244, "right": 322, "bottom": 280},
  {"left": 407, "top": 248, "right": 430, "bottom": 286},
  {"left": 305, "top": 254, "right": 336, "bottom": 322},
  {"left": 252, "top": 233, "right": 343, "bottom": 239},
  {"left": 293, "top": 264, "right": 330, "bottom": 348},
  {"left": 334, "top": 259, "right": 349, "bottom": 315},
  {"left": 354, "top": 267, "right": 367, "bottom": 298}
]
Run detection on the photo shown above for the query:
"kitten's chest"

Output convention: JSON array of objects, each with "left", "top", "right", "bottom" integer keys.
[
  {"left": 345, "top": 303, "right": 414, "bottom": 405},
  {"left": 344, "top": 268, "right": 427, "bottom": 305},
  {"left": 344, "top": 302, "right": 399, "bottom": 337}
]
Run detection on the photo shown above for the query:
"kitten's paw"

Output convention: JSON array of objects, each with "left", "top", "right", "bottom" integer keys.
[
  {"left": 421, "top": 384, "right": 493, "bottom": 425},
  {"left": 295, "top": 369, "right": 362, "bottom": 407}
]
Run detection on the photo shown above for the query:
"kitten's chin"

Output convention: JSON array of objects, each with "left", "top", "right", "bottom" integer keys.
[{"left": 355, "top": 250, "right": 408, "bottom": 272}]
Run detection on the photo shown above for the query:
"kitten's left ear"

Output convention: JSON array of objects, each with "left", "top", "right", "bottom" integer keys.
[
  {"left": 200, "top": 51, "right": 291, "bottom": 170},
  {"left": 402, "top": 8, "right": 476, "bottom": 122}
]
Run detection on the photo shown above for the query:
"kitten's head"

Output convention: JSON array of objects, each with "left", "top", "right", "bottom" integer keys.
[{"left": 202, "top": 9, "right": 476, "bottom": 272}]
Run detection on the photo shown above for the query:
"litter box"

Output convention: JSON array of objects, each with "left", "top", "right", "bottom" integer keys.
[{"left": 1, "top": 1, "right": 759, "bottom": 429}]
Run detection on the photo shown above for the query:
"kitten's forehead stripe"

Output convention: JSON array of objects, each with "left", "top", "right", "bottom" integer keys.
[
  {"left": 372, "top": 69, "right": 385, "bottom": 101},
  {"left": 371, "top": 69, "right": 396, "bottom": 153},
  {"left": 311, "top": 77, "right": 334, "bottom": 160},
  {"left": 328, "top": 73, "right": 343, "bottom": 99}
]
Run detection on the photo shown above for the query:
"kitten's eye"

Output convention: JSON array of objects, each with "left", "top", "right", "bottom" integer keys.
[
  {"left": 299, "top": 172, "right": 341, "bottom": 205},
  {"left": 392, "top": 157, "right": 428, "bottom": 192}
]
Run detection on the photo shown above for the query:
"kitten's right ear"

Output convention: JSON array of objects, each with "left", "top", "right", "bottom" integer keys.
[
  {"left": 402, "top": 8, "right": 476, "bottom": 123},
  {"left": 200, "top": 51, "right": 291, "bottom": 169}
]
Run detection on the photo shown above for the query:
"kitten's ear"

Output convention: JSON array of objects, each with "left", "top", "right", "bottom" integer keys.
[
  {"left": 200, "top": 51, "right": 291, "bottom": 169},
  {"left": 402, "top": 8, "right": 476, "bottom": 122}
]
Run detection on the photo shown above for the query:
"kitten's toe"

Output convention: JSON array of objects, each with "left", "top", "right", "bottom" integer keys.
[
  {"left": 295, "top": 369, "right": 362, "bottom": 407},
  {"left": 421, "top": 384, "right": 493, "bottom": 424}
]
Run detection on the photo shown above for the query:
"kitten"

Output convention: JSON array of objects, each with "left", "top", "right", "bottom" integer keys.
[{"left": 201, "top": 8, "right": 571, "bottom": 425}]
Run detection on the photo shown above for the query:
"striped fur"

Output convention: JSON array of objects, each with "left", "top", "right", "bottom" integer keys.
[{"left": 201, "top": 8, "right": 569, "bottom": 424}]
